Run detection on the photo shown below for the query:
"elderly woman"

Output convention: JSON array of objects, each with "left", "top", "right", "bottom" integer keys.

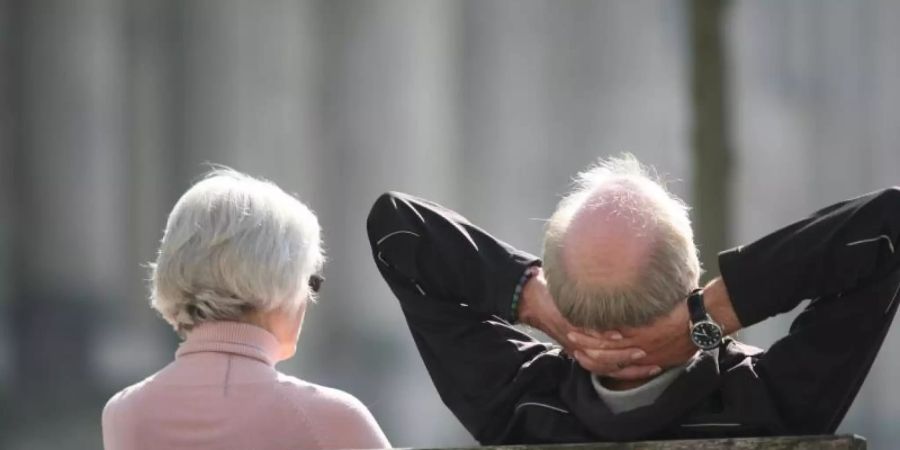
[{"left": 102, "top": 170, "right": 390, "bottom": 450}]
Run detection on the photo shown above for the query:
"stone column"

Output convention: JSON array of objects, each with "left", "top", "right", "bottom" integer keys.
[
  {"left": 306, "top": 1, "right": 464, "bottom": 445},
  {"left": 459, "top": 1, "right": 691, "bottom": 253},
  {"left": 0, "top": 0, "right": 14, "bottom": 395},
  {"left": 7, "top": 0, "right": 129, "bottom": 447}
]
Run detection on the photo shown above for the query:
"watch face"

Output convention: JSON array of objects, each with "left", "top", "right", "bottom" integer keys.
[{"left": 691, "top": 321, "right": 723, "bottom": 350}]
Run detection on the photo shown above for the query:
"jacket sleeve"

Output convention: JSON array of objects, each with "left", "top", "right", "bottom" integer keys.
[
  {"left": 718, "top": 187, "right": 900, "bottom": 433},
  {"left": 366, "top": 192, "right": 589, "bottom": 444},
  {"left": 719, "top": 187, "right": 900, "bottom": 327}
]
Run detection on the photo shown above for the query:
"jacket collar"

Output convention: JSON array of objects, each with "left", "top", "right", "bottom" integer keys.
[
  {"left": 561, "top": 342, "right": 730, "bottom": 441},
  {"left": 175, "top": 321, "right": 281, "bottom": 366}
]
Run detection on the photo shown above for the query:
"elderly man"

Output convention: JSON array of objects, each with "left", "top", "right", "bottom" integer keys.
[{"left": 366, "top": 155, "right": 900, "bottom": 443}]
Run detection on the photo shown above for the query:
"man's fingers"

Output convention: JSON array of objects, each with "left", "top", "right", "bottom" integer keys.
[
  {"left": 573, "top": 348, "right": 647, "bottom": 375},
  {"left": 573, "top": 350, "right": 630, "bottom": 375},
  {"left": 584, "top": 347, "right": 646, "bottom": 360},
  {"left": 573, "top": 351, "right": 613, "bottom": 374},
  {"left": 567, "top": 331, "right": 634, "bottom": 350},
  {"left": 594, "top": 330, "right": 624, "bottom": 340},
  {"left": 603, "top": 330, "right": 625, "bottom": 341},
  {"left": 580, "top": 329, "right": 625, "bottom": 341},
  {"left": 605, "top": 365, "right": 663, "bottom": 381}
]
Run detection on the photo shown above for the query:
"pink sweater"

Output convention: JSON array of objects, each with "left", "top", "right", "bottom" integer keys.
[{"left": 102, "top": 322, "right": 391, "bottom": 450}]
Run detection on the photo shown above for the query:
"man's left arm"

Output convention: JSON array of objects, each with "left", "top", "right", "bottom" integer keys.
[{"left": 572, "top": 187, "right": 900, "bottom": 432}]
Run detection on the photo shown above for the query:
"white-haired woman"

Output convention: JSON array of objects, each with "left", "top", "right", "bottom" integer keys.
[{"left": 102, "top": 170, "right": 390, "bottom": 450}]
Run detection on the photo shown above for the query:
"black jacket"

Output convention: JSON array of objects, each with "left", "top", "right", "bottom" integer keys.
[{"left": 366, "top": 188, "right": 900, "bottom": 444}]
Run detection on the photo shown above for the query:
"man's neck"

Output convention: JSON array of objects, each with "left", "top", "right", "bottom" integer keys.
[
  {"left": 591, "top": 364, "right": 689, "bottom": 414},
  {"left": 600, "top": 376, "right": 654, "bottom": 391},
  {"left": 599, "top": 354, "right": 698, "bottom": 391}
]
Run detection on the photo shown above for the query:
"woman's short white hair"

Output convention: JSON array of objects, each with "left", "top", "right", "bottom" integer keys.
[
  {"left": 150, "top": 168, "right": 324, "bottom": 334},
  {"left": 542, "top": 154, "right": 701, "bottom": 329}
]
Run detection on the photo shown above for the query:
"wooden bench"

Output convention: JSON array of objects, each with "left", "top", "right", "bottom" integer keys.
[{"left": 409, "top": 435, "right": 866, "bottom": 450}]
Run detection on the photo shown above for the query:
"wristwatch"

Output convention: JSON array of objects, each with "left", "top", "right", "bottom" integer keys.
[{"left": 687, "top": 288, "right": 723, "bottom": 351}]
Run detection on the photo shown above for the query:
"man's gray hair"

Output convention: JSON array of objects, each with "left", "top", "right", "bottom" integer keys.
[
  {"left": 150, "top": 168, "right": 324, "bottom": 334},
  {"left": 542, "top": 154, "right": 701, "bottom": 330}
]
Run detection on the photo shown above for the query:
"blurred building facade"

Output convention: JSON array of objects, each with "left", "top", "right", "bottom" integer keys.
[{"left": 0, "top": 1, "right": 898, "bottom": 448}]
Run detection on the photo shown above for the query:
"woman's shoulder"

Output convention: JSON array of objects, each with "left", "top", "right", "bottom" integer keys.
[
  {"left": 273, "top": 372, "right": 369, "bottom": 411},
  {"left": 106, "top": 372, "right": 159, "bottom": 405},
  {"left": 102, "top": 371, "right": 163, "bottom": 431},
  {"left": 273, "top": 372, "right": 390, "bottom": 447}
]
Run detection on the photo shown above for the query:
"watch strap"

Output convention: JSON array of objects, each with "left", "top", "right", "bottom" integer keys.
[{"left": 686, "top": 288, "right": 707, "bottom": 323}]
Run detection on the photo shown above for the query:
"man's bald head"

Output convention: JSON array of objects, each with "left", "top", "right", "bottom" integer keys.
[
  {"left": 561, "top": 180, "right": 658, "bottom": 288},
  {"left": 542, "top": 155, "right": 700, "bottom": 330}
]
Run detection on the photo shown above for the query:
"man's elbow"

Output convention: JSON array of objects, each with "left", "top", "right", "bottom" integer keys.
[
  {"left": 869, "top": 187, "right": 900, "bottom": 219},
  {"left": 366, "top": 191, "right": 426, "bottom": 279},
  {"left": 366, "top": 192, "right": 405, "bottom": 244},
  {"left": 366, "top": 191, "right": 424, "bottom": 250},
  {"left": 878, "top": 186, "right": 900, "bottom": 204}
]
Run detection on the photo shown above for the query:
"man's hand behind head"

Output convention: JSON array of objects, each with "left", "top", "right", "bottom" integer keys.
[
  {"left": 569, "top": 301, "right": 694, "bottom": 372},
  {"left": 567, "top": 277, "right": 742, "bottom": 379},
  {"left": 520, "top": 268, "right": 663, "bottom": 381}
]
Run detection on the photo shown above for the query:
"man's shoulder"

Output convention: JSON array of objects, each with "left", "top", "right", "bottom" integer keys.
[
  {"left": 716, "top": 338, "right": 765, "bottom": 373},
  {"left": 723, "top": 338, "right": 765, "bottom": 358}
]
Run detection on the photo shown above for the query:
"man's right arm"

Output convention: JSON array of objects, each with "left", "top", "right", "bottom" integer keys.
[
  {"left": 661, "top": 187, "right": 900, "bottom": 432},
  {"left": 572, "top": 187, "right": 900, "bottom": 431},
  {"left": 718, "top": 187, "right": 900, "bottom": 328},
  {"left": 638, "top": 187, "right": 900, "bottom": 339},
  {"left": 717, "top": 187, "right": 900, "bottom": 433}
]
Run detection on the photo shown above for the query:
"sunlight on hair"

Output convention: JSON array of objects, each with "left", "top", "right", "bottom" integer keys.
[
  {"left": 150, "top": 168, "right": 325, "bottom": 334},
  {"left": 542, "top": 154, "right": 701, "bottom": 329}
]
